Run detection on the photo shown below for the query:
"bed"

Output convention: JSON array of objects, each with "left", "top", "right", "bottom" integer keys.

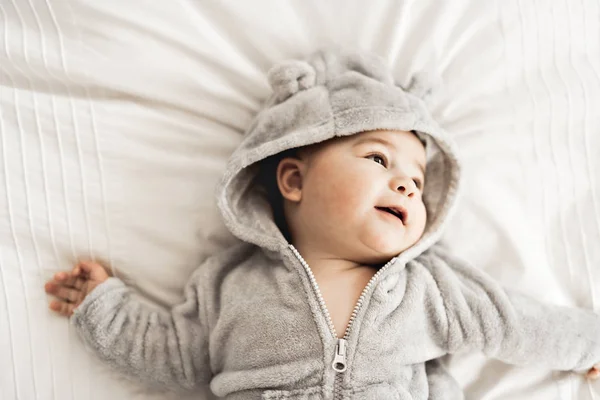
[{"left": 1, "top": 0, "right": 599, "bottom": 399}]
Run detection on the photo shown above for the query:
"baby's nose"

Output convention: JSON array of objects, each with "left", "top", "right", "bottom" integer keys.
[{"left": 393, "top": 177, "right": 416, "bottom": 197}]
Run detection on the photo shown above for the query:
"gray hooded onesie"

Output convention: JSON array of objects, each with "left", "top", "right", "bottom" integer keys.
[{"left": 71, "top": 49, "right": 600, "bottom": 399}]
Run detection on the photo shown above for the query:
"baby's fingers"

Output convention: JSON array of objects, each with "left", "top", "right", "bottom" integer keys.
[
  {"left": 53, "top": 271, "right": 80, "bottom": 288},
  {"left": 49, "top": 299, "right": 76, "bottom": 317},
  {"left": 53, "top": 271, "right": 86, "bottom": 290},
  {"left": 44, "top": 281, "right": 83, "bottom": 304}
]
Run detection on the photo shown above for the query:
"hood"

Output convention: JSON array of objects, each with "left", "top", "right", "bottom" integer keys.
[{"left": 216, "top": 48, "right": 461, "bottom": 263}]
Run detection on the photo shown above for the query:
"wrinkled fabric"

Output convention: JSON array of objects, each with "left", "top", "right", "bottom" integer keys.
[{"left": 71, "top": 49, "right": 600, "bottom": 399}]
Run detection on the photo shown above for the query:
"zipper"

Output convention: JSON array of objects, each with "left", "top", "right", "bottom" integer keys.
[
  {"left": 289, "top": 245, "right": 398, "bottom": 399},
  {"left": 332, "top": 338, "right": 347, "bottom": 372}
]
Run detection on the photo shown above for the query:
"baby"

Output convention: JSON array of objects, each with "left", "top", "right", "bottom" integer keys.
[{"left": 45, "top": 49, "right": 599, "bottom": 399}]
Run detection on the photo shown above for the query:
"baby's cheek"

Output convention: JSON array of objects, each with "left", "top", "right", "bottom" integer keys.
[
  {"left": 309, "top": 163, "right": 371, "bottom": 227},
  {"left": 415, "top": 202, "right": 428, "bottom": 234},
  {"left": 324, "top": 181, "right": 363, "bottom": 220}
]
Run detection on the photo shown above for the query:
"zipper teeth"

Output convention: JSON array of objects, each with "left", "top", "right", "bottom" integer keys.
[
  {"left": 289, "top": 244, "right": 397, "bottom": 340},
  {"left": 290, "top": 245, "right": 338, "bottom": 337},
  {"left": 334, "top": 374, "right": 343, "bottom": 400}
]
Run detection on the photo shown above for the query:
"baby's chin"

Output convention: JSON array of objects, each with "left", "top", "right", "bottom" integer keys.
[
  {"left": 354, "top": 239, "right": 413, "bottom": 265},
  {"left": 356, "top": 221, "right": 423, "bottom": 260}
]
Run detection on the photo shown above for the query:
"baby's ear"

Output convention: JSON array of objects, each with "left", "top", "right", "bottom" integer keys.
[{"left": 276, "top": 157, "right": 304, "bottom": 202}]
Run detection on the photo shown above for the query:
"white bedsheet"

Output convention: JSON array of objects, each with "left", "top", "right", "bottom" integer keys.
[{"left": 1, "top": 0, "right": 599, "bottom": 399}]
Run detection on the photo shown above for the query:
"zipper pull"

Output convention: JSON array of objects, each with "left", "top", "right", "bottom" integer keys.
[{"left": 332, "top": 338, "right": 347, "bottom": 372}]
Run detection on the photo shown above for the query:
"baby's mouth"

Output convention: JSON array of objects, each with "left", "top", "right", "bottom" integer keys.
[{"left": 375, "top": 206, "right": 407, "bottom": 224}]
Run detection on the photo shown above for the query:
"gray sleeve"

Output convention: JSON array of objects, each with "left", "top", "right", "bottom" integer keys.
[
  {"left": 70, "top": 268, "right": 211, "bottom": 391},
  {"left": 426, "top": 246, "right": 600, "bottom": 371}
]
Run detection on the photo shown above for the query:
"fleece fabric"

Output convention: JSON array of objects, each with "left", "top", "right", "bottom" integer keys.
[{"left": 71, "top": 49, "right": 600, "bottom": 400}]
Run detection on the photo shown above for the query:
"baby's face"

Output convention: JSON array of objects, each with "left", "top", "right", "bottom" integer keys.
[{"left": 281, "top": 129, "right": 427, "bottom": 264}]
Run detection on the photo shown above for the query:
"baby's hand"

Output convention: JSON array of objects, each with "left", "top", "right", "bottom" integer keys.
[
  {"left": 586, "top": 364, "right": 600, "bottom": 380},
  {"left": 44, "top": 261, "right": 110, "bottom": 317}
]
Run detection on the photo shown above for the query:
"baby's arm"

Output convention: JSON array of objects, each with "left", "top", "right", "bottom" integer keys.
[
  {"left": 424, "top": 246, "right": 600, "bottom": 378},
  {"left": 44, "top": 261, "right": 211, "bottom": 391}
]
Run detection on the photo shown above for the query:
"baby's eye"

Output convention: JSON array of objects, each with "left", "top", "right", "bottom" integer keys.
[
  {"left": 366, "top": 154, "right": 387, "bottom": 167},
  {"left": 413, "top": 178, "right": 423, "bottom": 189}
]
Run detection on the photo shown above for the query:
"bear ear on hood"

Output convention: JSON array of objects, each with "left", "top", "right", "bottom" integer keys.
[{"left": 267, "top": 60, "right": 317, "bottom": 102}]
